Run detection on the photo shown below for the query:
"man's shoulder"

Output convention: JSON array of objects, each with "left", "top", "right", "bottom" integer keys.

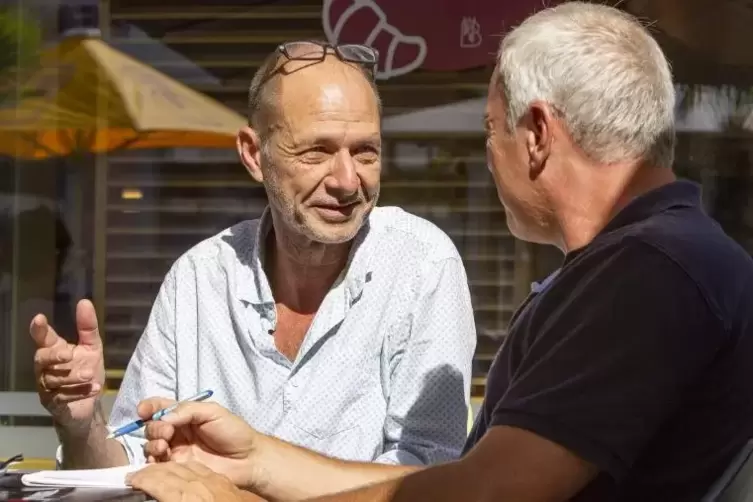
[
  {"left": 168, "top": 218, "right": 261, "bottom": 277},
  {"left": 576, "top": 209, "right": 753, "bottom": 325},
  {"left": 367, "top": 206, "right": 460, "bottom": 262}
]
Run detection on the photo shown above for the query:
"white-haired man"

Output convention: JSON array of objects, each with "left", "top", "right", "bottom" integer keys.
[{"left": 126, "top": 3, "right": 753, "bottom": 502}]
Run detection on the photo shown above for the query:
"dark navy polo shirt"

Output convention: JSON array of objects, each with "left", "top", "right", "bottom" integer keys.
[{"left": 464, "top": 181, "right": 753, "bottom": 501}]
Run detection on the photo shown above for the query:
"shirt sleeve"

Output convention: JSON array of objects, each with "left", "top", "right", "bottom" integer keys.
[
  {"left": 375, "top": 256, "right": 477, "bottom": 466},
  {"left": 489, "top": 239, "right": 725, "bottom": 481},
  {"left": 107, "top": 268, "right": 179, "bottom": 465}
]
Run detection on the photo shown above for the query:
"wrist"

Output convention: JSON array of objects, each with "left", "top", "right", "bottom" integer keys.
[
  {"left": 240, "top": 433, "right": 275, "bottom": 494},
  {"left": 53, "top": 398, "right": 107, "bottom": 440},
  {"left": 55, "top": 415, "right": 107, "bottom": 445},
  {"left": 54, "top": 419, "right": 94, "bottom": 441}
]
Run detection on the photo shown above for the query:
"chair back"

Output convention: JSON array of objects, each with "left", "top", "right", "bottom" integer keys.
[{"left": 703, "top": 440, "right": 753, "bottom": 502}]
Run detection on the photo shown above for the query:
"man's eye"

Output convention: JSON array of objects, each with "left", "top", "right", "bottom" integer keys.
[
  {"left": 353, "top": 146, "right": 379, "bottom": 161},
  {"left": 355, "top": 152, "right": 379, "bottom": 164},
  {"left": 305, "top": 146, "right": 328, "bottom": 154},
  {"left": 299, "top": 147, "right": 329, "bottom": 163}
]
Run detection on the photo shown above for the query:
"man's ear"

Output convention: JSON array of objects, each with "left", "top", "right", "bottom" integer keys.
[
  {"left": 237, "top": 126, "right": 265, "bottom": 183},
  {"left": 524, "top": 101, "right": 556, "bottom": 180}
]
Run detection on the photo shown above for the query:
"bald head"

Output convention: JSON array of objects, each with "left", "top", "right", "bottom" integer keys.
[
  {"left": 237, "top": 49, "right": 383, "bottom": 246},
  {"left": 247, "top": 51, "right": 382, "bottom": 139}
]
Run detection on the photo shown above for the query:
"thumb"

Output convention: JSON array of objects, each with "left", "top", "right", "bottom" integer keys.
[
  {"left": 30, "top": 314, "right": 63, "bottom": 349},
  {"left": 161, "top": 402, "right": 229, "bottom": 427},
  {"left": 76, "top": 299, "right": 102, "bottom": 347}
]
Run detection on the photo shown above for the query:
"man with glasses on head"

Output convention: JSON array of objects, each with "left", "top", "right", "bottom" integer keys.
[{"left": 29, "top": 41, "right": 476, "bottom": 479}]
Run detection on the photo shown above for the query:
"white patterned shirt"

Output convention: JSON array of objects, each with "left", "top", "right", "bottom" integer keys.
[{"left": 102, "top": 206, "right": 476, "bottom": 466}]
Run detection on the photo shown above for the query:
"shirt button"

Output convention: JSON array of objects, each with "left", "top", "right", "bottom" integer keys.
[{"left": 291, "top": 381, "right": 298, "bottom": 388}]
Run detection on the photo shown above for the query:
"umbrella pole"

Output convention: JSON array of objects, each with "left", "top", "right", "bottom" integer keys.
[
  {"left": 93, "top": 0, "right": 111, "bottom": 371},
  {"left": 93, "top": 153, "right": 107, "bottom": 337}
]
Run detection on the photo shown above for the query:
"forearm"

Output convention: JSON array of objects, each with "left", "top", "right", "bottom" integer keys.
[
  {"left": 250, "top": 435, "right": 420, "bottom": 502},
  {"left": 305, "top": 460, "right": 478, "bottom": 502},
  {"left": 57, "top": 401, "right": 129, "bottom": 469}
]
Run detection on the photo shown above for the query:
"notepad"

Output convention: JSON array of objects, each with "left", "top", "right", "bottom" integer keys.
[{"left": 21, "top": 464, "right": 146, "bottom": 488}]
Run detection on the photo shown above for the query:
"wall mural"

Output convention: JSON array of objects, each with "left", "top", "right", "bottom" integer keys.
[{"left": 322, "top": 0, "right": 559, "bottom": 79}]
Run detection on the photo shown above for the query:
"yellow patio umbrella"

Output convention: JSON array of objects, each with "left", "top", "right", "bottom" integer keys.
[{"left": 0, "top": 35, "right": 246, "bottom": 159}]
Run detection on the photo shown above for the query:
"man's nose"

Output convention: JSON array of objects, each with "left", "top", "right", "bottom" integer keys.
[{"left": 325, "top": 150, "right": 359, "bottom": 197}]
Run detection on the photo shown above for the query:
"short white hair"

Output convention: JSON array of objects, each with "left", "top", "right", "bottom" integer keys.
[{"left": 497, "top": 2, "right": 676, "bottom": 168}]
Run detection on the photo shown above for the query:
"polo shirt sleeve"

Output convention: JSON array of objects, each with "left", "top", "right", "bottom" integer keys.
[{"left": 489, "top": 239, "right": 725, "bottom": 481}]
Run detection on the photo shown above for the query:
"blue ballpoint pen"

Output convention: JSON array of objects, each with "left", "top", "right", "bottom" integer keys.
[{"left": 106, "top": 389, "right": 214, "bottom": 439}]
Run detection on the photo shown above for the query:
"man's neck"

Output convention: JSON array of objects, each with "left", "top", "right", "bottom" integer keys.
[
  {"left": 555, "top": 164, "right": 677, "bottom": 253},
  {"left": 266, "top": 228, "right": 351, "bottom": 313}
]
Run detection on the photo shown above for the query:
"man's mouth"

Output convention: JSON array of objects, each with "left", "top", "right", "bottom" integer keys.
[{"left": 311, "top": 201, "right": 361, "bottom": 221}]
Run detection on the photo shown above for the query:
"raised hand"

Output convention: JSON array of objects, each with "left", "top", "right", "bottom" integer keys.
[
  {"left": 31, "top": 299, "right": 106, "bottom": 430},
  {"left": 139, "top": 398, "right": 258, "bottom": 488}
]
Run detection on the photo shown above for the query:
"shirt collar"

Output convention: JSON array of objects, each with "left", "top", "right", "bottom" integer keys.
[
  {"left": 601, "top": 179, "right": 701, "bottom": 235},
  {"left": 561, "top": 180, "right": 701, "bottom": 265},
  {"left": 531, "top": 268, "right": 560, "bottom": 294},
  {"left": 235, "top": 206, "right": 274, "bottom": 306},
  {"left": 236, "top": 207, "right": 374, "bottom": 309}
]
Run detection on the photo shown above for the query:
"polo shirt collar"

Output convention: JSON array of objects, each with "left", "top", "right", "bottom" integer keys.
[
  {"left": 601, "top": 179, "right": 701, "bottom": 235},
  {"left": 561, "top": 180, "right": 701, "bottom": 266}
]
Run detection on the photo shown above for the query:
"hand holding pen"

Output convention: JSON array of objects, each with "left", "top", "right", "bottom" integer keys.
[
  {"left": 130, "top": 396, "right": 259, "bottom": 487},
  {"left": 108, "top": 390, "right": 214, "bottom": 440}
]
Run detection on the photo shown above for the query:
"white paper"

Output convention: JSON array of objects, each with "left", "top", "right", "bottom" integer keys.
[{"left": 21, "top": 464, "right": 146, "bottom": 488}]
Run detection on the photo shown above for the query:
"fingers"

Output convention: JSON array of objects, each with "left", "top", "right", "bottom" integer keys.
[
  {"left": 143, "top": 420, "right": 175, "bottom": 461},
  {"left": 30, "top": 314, "right": 64, "bottom": 349},
  {"left": 34, "top": 345, "right": 74, "bottom": 371},
  {"left": 127, "top": 461, "right": 244, "bottom": 502},
  {"left": 142, "top": 415, "right": 176, "bottom": 462},
  {"left": 49, "top": 382, "right": 99, "bottom": 399},
  {"left": 138, "top": 398, "right": 177, "bottom": 420},
  {"left": 145, "top": 419, "right": 175, "bottom": 441},
  {"left": 76, "top": 300, "right": 102, "bottom": 348},
  {"left": 38, "top": 365, "right": 98, "bottom": 390},
  {"left": 42, "top": 383, "right": 100, "bottom": 404},
  {"left": 160, "top": 402, "right": 229, "bottom": 427},
  {"left": 34, "top": 343, "right": 101, "bottom": 392},
  {"left": 127, "top": 464, "right": 189, "bottom": 502},
  {"left": 143, "top": 438, "right": 171, "bottom": 461},
  {"left": 127, "top": 462, "right": 216, "bottom": 500}
]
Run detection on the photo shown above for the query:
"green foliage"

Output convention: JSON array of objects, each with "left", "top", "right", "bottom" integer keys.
[{"left": 0, "top": 6, "right": 42, "bottom": 100}]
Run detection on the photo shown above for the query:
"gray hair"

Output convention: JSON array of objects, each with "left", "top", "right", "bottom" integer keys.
[{"left": 497, "top": 2, "right": 676, "bottom": 168}]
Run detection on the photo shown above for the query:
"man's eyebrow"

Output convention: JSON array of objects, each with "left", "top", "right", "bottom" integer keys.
[{"left": 361, "top": 133, "right": 382, "bottom": 144}]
